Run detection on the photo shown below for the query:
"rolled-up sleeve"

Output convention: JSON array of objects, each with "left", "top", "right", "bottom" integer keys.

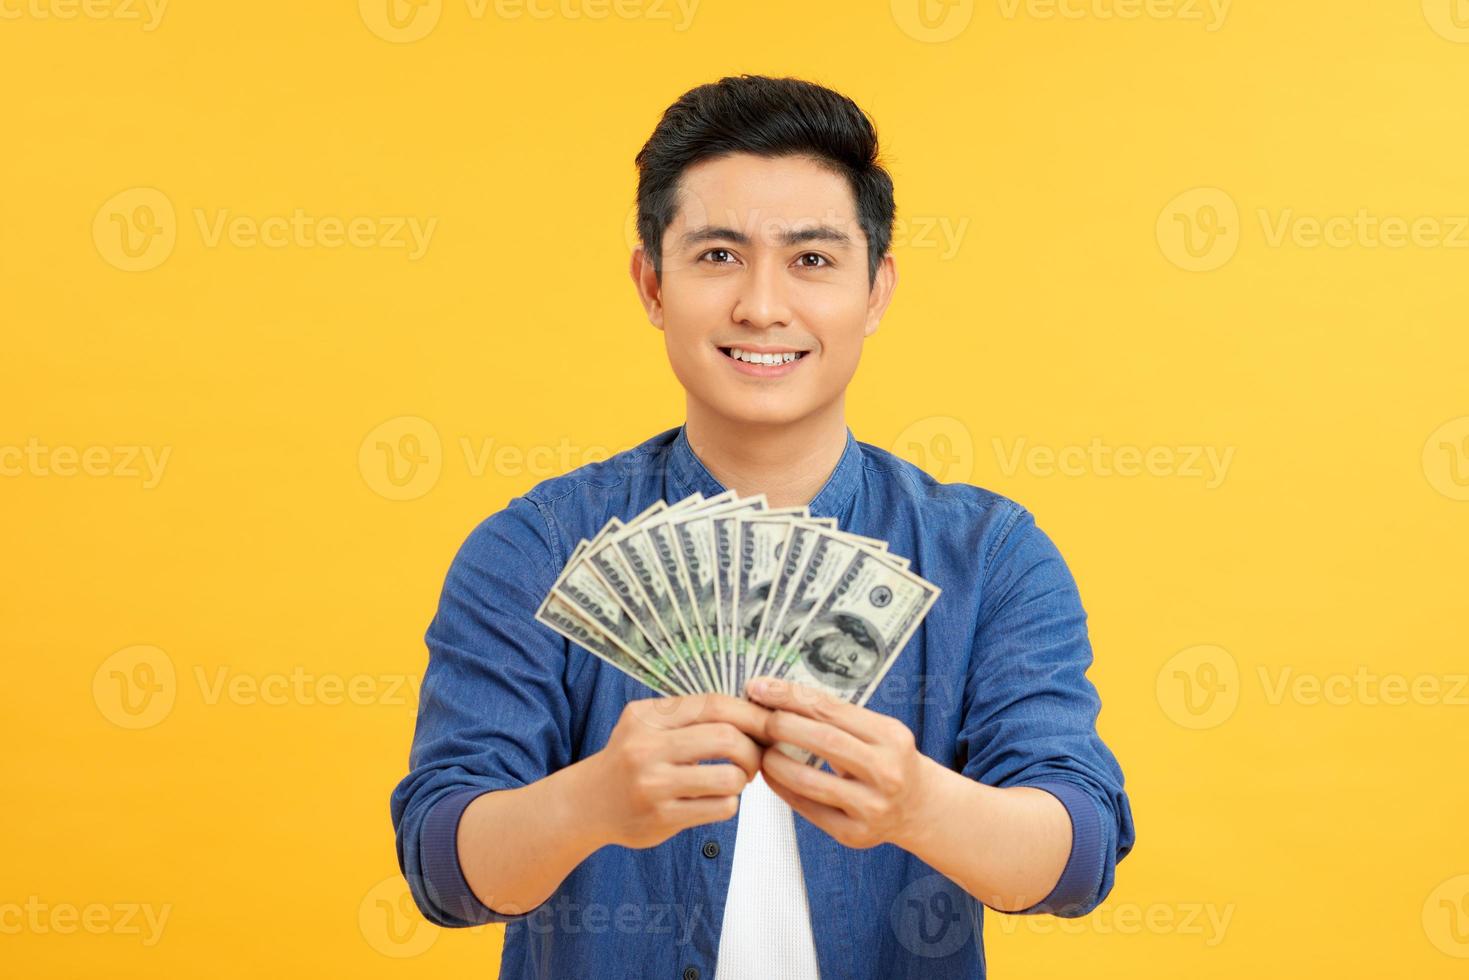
[
  {"left": 958, "top": 505, "right": 1135, "bottom": 918},
  {"left": 388, "top": 494, "right": 572, "bottom": 928}
]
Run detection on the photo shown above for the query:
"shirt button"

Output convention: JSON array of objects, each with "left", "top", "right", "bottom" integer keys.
[
  {"left": 682, "top": 967, "right": 700, "bottom": 980},
  {"left": 701, "top": 840, "right": 720, "bottom": 859}
]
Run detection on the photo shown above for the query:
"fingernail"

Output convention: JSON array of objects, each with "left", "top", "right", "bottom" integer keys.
[{"left": 750, "top": 677, "right": 784, "bottom": 698}]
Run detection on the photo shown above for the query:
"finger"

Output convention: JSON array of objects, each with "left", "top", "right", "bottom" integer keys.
[
  {"left": 761, "top": 744, "right": 872, "bottom": 814},
  {"left": 763, "top": 768, "right": 863, "bottom": 840},
  {"left": 664, "top": 762, "right": 751, "bottom": 799},
  {"left": 644, "top": 692, "right": 773, "bottom": 743},
  {"left": 691, "top": 693, "right": 775, "bottom": 744},
  {"left": 666, "top": 722, "right": 762, "bottom": 779},
  {"left": 632, "top": 692, "right": 731, "bottom": 732},
  {"left": 745, "top": 677, "right": 886, "bottom": 742},
  {"left": 664, "top": 795, "right": 741, "bottom": 829},
  {"left": 764, "top": 710, "right": 877, "bottom": 783}
]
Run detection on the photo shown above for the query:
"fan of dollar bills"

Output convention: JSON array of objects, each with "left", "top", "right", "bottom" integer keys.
[{"left": 534, "top": 490, "right": 941, "bottom": 764}]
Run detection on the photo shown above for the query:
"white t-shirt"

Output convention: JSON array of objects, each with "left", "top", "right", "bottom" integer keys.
[{"left": 714, "top": 771, "right": 823, "bottom": 979}]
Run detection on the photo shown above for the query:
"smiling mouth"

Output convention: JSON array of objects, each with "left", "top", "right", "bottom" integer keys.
[{"left": 717, "top": 346, "right": 809, "bottom": 365}]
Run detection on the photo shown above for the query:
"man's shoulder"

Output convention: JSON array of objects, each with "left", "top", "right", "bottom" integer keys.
[
  {"left": 456, "top": 427, "right": 678, "bottom": 567},
  {"left": 856, "top": 439, "right": 1077, "bottom": 607},
  {"left": 857, "top": 435, "right": 1030, "bottom": 533},
  {"left": 519, "top": 425, "right": 677, "bottom": 509}
]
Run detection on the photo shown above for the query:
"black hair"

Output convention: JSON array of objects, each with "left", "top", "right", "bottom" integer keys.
[{"left": 634, "top": 74, "right": 896, "bottom": 288}]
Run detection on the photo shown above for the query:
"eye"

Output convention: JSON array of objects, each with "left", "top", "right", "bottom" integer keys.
[
  {"left": 796, "top": 252, "right": 830, "bottom": 269},
  {"left": 698, "top": 248, "right": 738, "bottom": 265}
]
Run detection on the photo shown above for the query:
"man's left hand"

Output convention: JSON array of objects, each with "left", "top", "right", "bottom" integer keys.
[{"left": 745, "top": 676, "right": 938, "bottom": 850}]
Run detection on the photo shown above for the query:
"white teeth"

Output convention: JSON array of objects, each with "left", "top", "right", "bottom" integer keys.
[{"left": 726, "top": 347, "right": 803, "bottom": 365}]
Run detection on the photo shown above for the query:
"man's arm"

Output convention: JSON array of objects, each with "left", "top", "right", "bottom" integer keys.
[
  {"left": 388, "top": 494, "right": 775, "bottom": 925},
  {"left": 899, "top": 769, "right": 1075, "bottom": 912},
  {"left": 389, "top": 496, "right": 576, "bottom": 928},
  {"left": 753, "top": 505, "right": 1133, "bottom": 918},
  {"left": 451, "top": 759, "right": 609, "bottom": 918},
  {"left": 453, "top": 694, "right": 772, "bottom": 916},
  {"left": 951, "top": 505, "right": 1134, "bottom": 916},
  {"left": 751, "top": 678, "right": 1074, "bottom": 912}
]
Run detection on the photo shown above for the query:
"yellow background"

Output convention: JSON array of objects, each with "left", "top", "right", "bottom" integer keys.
[{"left": 4, "top": 0, "right": 1467, "bottom": 976}]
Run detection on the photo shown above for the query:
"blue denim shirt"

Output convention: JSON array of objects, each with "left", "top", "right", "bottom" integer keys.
[{"left": 390, "top": 423, "right": 1135, "bottom": 980}]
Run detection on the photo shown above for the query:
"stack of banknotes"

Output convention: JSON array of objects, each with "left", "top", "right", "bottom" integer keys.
[{"left": 534, "top": 490, "right": 942, "bottom": 765}]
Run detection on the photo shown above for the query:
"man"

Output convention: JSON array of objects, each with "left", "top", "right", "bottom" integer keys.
[{"left": 390, "top": 73, "right": 1134, "bottom": 979}]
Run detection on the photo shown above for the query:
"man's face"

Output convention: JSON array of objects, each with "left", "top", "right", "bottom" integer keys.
[
  {"left": 809, "top": 630, "right": 879, "bottom": 686},
  {"left": 632, "top": 153, "right": 896, "bottom": 427}
]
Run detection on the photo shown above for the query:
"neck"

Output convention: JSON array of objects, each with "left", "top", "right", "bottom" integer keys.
[{"left": 683, "top": 396, "right": 849, "bottom": 510}]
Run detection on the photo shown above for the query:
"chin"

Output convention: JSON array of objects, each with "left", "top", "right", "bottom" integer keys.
[{"left": 703, "top": 389, "right": 814, "bottom": 428}]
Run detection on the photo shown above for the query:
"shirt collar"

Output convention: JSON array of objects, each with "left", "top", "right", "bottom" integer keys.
[{"left": 668, "top": 422, "right": 863, "bottom": 521}]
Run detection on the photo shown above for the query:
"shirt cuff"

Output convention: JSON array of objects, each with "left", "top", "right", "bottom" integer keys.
[
  {"left": 419, "top": 786, "right": 533, "bottom": 926},
  {"left": 1011, "top": 779, "right": 1105, "bottom": 917}
]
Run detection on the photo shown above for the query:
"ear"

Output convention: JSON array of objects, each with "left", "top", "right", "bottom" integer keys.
[
  {"left": 862, "top": 252, "right": 897, "bottom": 338},
  {"left": 630, "top": 245, "right": 665, "bottom": 332}
]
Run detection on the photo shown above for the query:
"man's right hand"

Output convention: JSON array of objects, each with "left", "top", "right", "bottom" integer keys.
[{"left": 586, "top": 693, "right": 774, "bottom": 849}]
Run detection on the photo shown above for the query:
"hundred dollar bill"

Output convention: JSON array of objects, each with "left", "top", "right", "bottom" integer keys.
[
  {"left": 532, "top": 487, "right": 942, "bottom": 724},
  {"left": 842, "top": 530, "right": 914, "bottom": 571},
  {"left": 537, "top": 592, "right": 683, "bottom": 695},
  {"left": 669, "top": 495, "right": 767, "bottom": 695},
  {"left": 584, "top": 500, "right": 707, "bottom": 692},
  {"left": 767, "top": 529, "right": 933, "bottom": 692},
  {"left": 614, "top": 491, "right": 743, "bottom": 693},
  {"left": 748, "top": 518, "right": 836, "bottom": 681},
  {"left": 638, "top": 506, "right": 727, "bottom": 694},
  {"left": 542, "top": 523, "right": 693, "bottom": 695},
  {"left": 710, "top": 512, "right": 741, "bottom": 696},
  {"left": 574, "top": 493, "right": 733, "bottom": 695},
  {"left": 729, "top": 513, "right": 798, "bottom": 698},
  {"left": 769, "top": 548, "right": 941, "bottom": 766},
  {"left": 758, "top": 526, "right": 912, "bottom": 673},
  {"left": 600, "top": 492, "right": 733, "bottom": 692},
  {"left": 752, "top": 528, "right": 864, "bottom": 684},
  {"left": 714, "top": 507, "right": 812, "bottom": 694}
]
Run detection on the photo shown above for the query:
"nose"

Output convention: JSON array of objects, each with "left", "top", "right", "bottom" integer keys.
[{"left": 730, "top": 254, "right": 794, "bottom": 331}]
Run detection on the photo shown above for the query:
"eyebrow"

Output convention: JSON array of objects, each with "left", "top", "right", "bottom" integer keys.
[{"left": 676, "top": 224, "right": 856, "bottom": 250}]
